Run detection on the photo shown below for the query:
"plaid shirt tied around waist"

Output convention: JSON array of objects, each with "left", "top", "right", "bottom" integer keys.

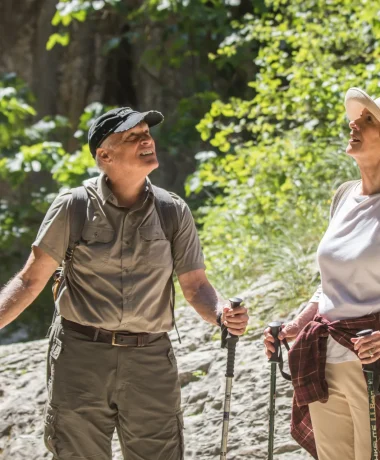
[{"left": 288, "top": 313, "right": 380, "bottom": 459}]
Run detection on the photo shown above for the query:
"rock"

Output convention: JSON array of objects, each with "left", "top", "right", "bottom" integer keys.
[{"left": 0, "top": 305, "right": 312, "bottom": 460}]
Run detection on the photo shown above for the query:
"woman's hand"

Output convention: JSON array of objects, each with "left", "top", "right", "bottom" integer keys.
[
  {"left": 263, "top": 301, "right": 319, "bottom": 359},
  {"left": 351, "top": 331, "right": 380, "bottom": 364},
  {"left": 263, "top": 321, "right": 301, "bottom": 359}
]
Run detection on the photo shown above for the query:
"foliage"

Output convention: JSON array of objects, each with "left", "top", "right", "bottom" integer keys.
[
  {"left": 48, "top": 0, "right": 259, "bottom": 199},
  {"left": 0, "top": 74, "right": 108, "bottom": 340},
  {"left": 188, "top": 0, "right": 375, "bottom": 311},
  {"left": 3, "top": 0, "right": 380, "bottom": 342}
]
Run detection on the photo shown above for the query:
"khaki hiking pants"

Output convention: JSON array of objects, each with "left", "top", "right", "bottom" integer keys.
[
  {"left": 44, "top": 317, "right": 184, "bottom": 460},
  {"left": 309, "top": 360, "right": 372, "bottom": 460}
]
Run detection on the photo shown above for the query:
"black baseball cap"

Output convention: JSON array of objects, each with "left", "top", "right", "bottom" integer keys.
[{"left": 88, "top": 107, "right": 164, "bottom": 158}]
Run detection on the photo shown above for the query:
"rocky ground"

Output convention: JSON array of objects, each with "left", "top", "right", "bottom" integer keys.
[{"left": 0, "top": 276, "right": 311, "bottom": 459}]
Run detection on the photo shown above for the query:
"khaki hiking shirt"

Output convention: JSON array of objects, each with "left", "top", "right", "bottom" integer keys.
[{"left": 33, "top": 174, "right": 205, "bottom": 332}]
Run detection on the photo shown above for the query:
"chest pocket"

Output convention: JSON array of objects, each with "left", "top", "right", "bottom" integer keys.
[
  {"left": 139, "top": 225, "right": 172, "bottom": 268},
  {"left": 74, "top": 223, "right": 115, "bottom": 267}
]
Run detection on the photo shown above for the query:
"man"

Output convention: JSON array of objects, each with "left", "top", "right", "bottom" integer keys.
[{"left": 0, "top": 107, "right": 249, "bottom": 459}]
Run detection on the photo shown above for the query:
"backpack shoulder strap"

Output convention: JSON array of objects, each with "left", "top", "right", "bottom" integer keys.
[
  {"left": 152, "top": 185, "right": 182, "bottom": 343},
  {"left": 152, "top": 185, "right": 180, "bottom": 242},
  {"left": 50, "top": 185, "right": 88, "bottom": 327},
  {"left": 68, "top": 186, "right": 88, "bottom": 250},
  {"left": 330, "top": 180, "right": 360, "bottom": 220}
]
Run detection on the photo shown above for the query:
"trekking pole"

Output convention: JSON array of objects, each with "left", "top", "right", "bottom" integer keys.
[
  {"left": 220, "top": 297, "right": 243, "bottom": 460},
  {"left": 356, "top": 329, "right": 379, "bottom": 460},
  {"left": 267, "top": 321, "right": 283, "bottom": 460}
]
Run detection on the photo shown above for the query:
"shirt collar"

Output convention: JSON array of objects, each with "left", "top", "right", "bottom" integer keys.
[
  {"left": 97, "top": 173, "right": 153, "bottom": 206},
  {"left": 97, "top": 173, "right": 114, "bottom": 205}
]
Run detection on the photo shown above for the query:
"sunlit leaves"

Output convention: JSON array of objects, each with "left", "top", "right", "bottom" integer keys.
[
  {"left": 46, "top": 32, "right": 70, "bottom": 50},
  {"left": 188, "top": 0, "right": 376, "bottom": 298},
  {"left": 48, "top": 0, "right": 122, "bottom": 48}
]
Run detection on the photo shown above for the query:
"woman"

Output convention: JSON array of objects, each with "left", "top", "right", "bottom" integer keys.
[{"left": 264, "top": 87, "right": 380, "bottom": 460}]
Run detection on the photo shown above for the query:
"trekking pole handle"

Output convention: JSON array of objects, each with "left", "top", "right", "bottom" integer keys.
[
  {"left": 226, "top": 297, "right": 243, "bottom": 339},
  {"left": 229, "top": 297, "right": 243, "bottom": 309},
  {"left": 356, "top": 329, "right": 374, "bottom": 338},
  {"left": 224, "top": 297, "right": 243, "bottom": 378},
  {"left": 268, "top": 321, "right": 283, "bottom": 364}
]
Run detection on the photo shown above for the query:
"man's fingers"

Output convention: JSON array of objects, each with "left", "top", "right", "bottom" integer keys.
[
  {"left": 227, "top": 327, "right": 246, "bottom": 336},
  {"left": 223, "top": 314, "right": 248, "bottom": 324},
  {"left": 224, "top": 306, "right": 247, "bottom": 316}
]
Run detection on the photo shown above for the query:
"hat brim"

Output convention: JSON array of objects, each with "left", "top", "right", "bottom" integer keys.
[
  {"left": 345, "top": 87, "right": 380, "bottom": 123},
  {"left": 114, "top": 110, "right": 164, "bottom": 134}
]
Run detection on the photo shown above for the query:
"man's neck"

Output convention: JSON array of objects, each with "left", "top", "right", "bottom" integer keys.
[{"left": 106, "top": 173, "right": 147, "bottom": 208}]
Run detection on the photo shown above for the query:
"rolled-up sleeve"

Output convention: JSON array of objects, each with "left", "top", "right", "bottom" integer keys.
[
  {"left": 171, "top": 196, "right": 206, "bottom": 276},
  {"left": 32, "top": 191, "right": 72, "bottom": 264},
  {"left": 309, "top": 284, "right": 322, "bottom": 303}
]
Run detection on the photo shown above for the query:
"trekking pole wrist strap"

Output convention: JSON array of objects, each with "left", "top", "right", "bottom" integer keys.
[
  {"left": 279, "top": 338, "right": 291, "bottom": 381},
  {"left": 217, "top": 312, "right": 223, "bottom": 328}
]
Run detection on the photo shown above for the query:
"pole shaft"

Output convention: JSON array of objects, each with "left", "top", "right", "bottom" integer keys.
[
  {"left": 220, "top": 377, "right": 233, "bottom": 460},
  {"left": 219, "top": 297, "right": 242, "bottom": 460},
  {"left": 357, "top": 330, "right": 378, "bottom": 460},
  {"left": 365, "top": 370, "right": 379, "bottom": 460},
  {"left": 268, "top": 362, "right": 277, "bottom": 460}
]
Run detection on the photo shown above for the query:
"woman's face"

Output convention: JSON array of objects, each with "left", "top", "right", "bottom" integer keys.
[{"left": 346, "top": 108, "right": 380, "bottom": 160}]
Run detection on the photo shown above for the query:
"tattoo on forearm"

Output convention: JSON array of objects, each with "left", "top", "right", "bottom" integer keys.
[{"left": 188, "top": 284, "right": 228, "bottom": 324}]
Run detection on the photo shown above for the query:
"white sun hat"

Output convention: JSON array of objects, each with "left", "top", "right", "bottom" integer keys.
[{"left": 345, "top": 87, "right": 380, "bottom": 123}]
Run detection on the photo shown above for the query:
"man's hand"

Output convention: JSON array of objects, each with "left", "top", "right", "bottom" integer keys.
[{"left": 221, "top": 305, "right": 248, "bottom": 336}]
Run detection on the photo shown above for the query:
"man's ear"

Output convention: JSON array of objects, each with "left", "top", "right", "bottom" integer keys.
[{"left": 96, "top": 148, "right": 112, "bottom": 165}]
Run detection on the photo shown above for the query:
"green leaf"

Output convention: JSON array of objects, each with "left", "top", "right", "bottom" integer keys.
[{"left": 46, "top": 32, "right": 70, "bottom": 51}]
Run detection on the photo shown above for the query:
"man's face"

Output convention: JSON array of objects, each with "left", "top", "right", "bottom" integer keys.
[{"left": 98, "top": 121, "right": 159, "bottom": 175}]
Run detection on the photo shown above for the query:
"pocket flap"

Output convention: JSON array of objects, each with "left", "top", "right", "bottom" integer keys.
[
  {"left": 139, "top": 225, "right": 166, "bottom": 241},
  {"left": 82, "top": 224, "right": 114, "bottom": 243}
]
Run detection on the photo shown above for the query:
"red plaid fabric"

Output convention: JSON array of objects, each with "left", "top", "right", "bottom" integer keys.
[{"left": 288, "top": 313, "right": 380, "bottom": 459}]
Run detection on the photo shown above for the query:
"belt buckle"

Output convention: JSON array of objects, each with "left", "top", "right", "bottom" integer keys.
[
  {"left": 111, "top": 332, "right": 131, "bottom": 347},
  {"left": 112, "top": 332, "right": 148, "bottom": 347}
]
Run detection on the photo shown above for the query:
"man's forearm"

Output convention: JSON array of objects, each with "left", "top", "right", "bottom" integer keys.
[
  {"left": 0, "top": 274, "right": 37, "bottom": 329},
  {"left": 185, "top": 283, "right": 228, "bottom": 325}
]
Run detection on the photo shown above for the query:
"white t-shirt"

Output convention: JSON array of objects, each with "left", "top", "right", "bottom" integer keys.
[{"left": 315, "top": 183, "right": 380, "bottom": 363}]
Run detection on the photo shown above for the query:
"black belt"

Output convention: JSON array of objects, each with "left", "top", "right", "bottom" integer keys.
[{"left": 61, "top": 318, "right": 164, "bottom": 347}]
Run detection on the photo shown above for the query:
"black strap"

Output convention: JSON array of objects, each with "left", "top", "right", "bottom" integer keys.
[
  {"left": 152, "top": 185, "right": 181, "bottom": 342},
  {"left": 48, "top": 186, "right": 88, "bottom": 337},
  {"left": 278, "top": 339, "right": 291, "bottom": 381},
  {"left": 152, "top": 185, "right": 180, "bottom": 241},
  {"left": 67, "top": 186, "right": 88, "bottom": 255},
  {"left": 329, "top": 180, "right": 360, "bottom": 220}
]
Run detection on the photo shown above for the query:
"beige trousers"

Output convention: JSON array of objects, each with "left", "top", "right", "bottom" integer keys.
[
  {"left": 309, "top": 360, "right": 371, "bottom": 460},
  {"left": 44, "top": 317, "right": 184, "bottom": 460}
]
